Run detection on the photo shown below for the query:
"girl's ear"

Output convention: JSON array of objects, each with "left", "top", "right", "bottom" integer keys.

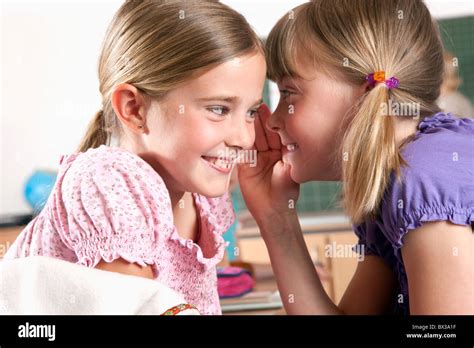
[
  {"left": 111, "top": 83, "right": 148, "bottom": 134},
  {"left": 363, "top": 80, "right": 372, "bottom": 93}
]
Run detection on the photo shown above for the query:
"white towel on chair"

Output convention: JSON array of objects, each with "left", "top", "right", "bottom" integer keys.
[{"left": 0, "top": 256, "right": 199, "bottom": 315}]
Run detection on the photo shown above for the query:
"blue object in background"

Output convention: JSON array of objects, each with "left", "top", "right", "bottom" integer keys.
[
  {"left": 223, "top": 192, "right": 239, "bottom": 261},
  {"left": 24, "top": 170, "right": 57, "bottom": 214}
]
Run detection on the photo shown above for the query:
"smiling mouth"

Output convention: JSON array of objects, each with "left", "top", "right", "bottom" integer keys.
[{"left": 201, "top": 156, "right": 233, "bottom": 174}]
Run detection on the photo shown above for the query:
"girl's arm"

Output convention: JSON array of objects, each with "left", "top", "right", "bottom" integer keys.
[
  {"left": 402, "top": 221, "right": 473, "bottom": 314},
  {"left": 260, "top": 213, "right": 340, "bottom": 314},
  {"left": 259, "top": 213, "right": 397, "bottom": 314}
]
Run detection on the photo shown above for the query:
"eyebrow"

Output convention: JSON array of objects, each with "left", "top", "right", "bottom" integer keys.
[{"left": 197, "top": 96, "right": 263, "bottom": 107}]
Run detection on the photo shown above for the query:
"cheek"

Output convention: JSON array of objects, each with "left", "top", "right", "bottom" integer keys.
[
  {"left": 294, "top": 100, "right": 345, "bottom": 149},
  {"left": 287, "top": 104, "right": 320, "bottom": 148},
  {"left": 288, "top": 106, "right": 339, "bottom": 174},
  {"left": 163, "top": 113, "right": 218, "bottom": 156}
]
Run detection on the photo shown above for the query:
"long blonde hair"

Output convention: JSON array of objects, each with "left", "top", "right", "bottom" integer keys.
[
  {"left": 78, "top": 0, "right": 263, "bottom": 152},
  {"left": 266, "top": 0, "right": 444, "bottom": 223}
]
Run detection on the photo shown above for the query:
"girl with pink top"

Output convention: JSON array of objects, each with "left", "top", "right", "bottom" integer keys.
[{"left": 4, "top": 0, "right": 266, "bottom": 315}]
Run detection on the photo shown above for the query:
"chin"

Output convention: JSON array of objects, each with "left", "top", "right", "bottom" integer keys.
[
  {"left": 309, "top": 169, "right": 339, "bottom": 181},
  {"left": 293, "top": 156, "right": 339, "bottom": 181},
  {"left": 291, "top": 162, "right": 331, "bottom": 183},
  {"left": 289, "top": 166, "right": 306, "bottom": 184},
  {"left": 194, "top": 182, "right": 228, "bottom": 198}
]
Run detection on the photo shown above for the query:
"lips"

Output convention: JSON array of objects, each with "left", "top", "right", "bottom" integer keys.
[{"left": 201, "top": 156, "right": 233, "bottom": 174}]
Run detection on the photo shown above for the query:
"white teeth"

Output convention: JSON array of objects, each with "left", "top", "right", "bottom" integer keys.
[
  {"left": 215, "top": 158, "right": 231, "bottom": 169},
  {"left": 203, "top": 156, "right": 232, "bottom": 170},
  {"left": 287, "top": 144, "right": 298, "bottom": 151}
]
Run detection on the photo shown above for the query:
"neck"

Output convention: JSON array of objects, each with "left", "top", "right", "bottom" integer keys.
[
  {"left": 395, "top": 117, "right": 419, "bottom": 147},
  {"left": 119, "top": 141, "right": 187, "bottom": 210},
  {"left": 143, "top": 161, "right": 187, "bottom": 211},
  {"left": 169, "top": 189, "right": 186, "bottom": 211}
]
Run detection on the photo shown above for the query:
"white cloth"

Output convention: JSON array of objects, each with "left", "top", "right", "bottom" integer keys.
[{"left": 0, "top": 256, "right": 199, "bottom": 315}]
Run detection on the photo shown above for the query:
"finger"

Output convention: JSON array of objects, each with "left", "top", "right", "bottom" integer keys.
[
  {"left": 254, "top": 108, "right": 269, "bottom": 152},
  {"left": 260, "top": 104, "right": 281, "bottom": 151},
  {"left": 237, "top": 145, "right": 257, "bottom": 169}
]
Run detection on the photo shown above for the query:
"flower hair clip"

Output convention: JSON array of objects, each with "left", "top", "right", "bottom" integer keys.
[{"left": 366, "top": 71, "right": 399, "bottom": 90}]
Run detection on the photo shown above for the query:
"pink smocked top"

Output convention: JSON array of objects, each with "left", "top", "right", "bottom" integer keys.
[{"left": 4, "top": 145, "right": 235, "bottom": 315}]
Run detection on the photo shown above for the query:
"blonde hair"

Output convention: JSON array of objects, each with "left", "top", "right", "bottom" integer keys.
[
  {"left": 266, "top": 0, "right": 444, "bottom": 223},
  {"left": 78, "top": 0, "right": 263, "bottom": 152}
]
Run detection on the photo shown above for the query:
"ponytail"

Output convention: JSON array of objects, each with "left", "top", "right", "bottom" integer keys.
[
  {"left": 77, "top": 110, "right": 109, "bottom": 152},
  {"left": 342, "top": 85, "right": 406, "bottom": 223},
  {"left": 265, "top": 0, "right": 444, "bottom": 224}
]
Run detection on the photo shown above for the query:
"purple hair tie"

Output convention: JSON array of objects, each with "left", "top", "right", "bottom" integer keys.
[
  {"left": 366, "top": 73, "right": 375, "bottom": 88},
  {"left": 385, "top": 76, "right": 399, "bottom": 89}
]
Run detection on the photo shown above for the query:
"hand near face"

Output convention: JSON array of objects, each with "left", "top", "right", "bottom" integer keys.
[{"left": 238, "top": 104, "right": 300, "bottom": 226}]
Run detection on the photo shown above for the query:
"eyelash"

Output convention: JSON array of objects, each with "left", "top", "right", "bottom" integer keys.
[
  {"left": 279, "top": 89, "right": 294, "bottom": 100},
  {"left": 247, "top": 109, "right": 259, "bottom": 119},
  {"left": 207, "top": 106, "right": 229, "bottom": 116},
  {"left": 207, "top": 106, "right": 259, "bottom": 120}
]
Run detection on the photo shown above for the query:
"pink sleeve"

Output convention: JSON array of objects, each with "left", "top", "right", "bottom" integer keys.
[{"left": 56, "top": 148, "right": 173, "bottom": 268}]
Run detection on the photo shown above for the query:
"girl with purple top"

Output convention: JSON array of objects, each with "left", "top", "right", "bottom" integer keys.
[{"left": 239, "top": 0, "right": 473, "bottom": 314}]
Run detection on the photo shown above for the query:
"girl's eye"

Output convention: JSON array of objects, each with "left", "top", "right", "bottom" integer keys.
[
  {"left": 279, "top": 89, "right": 293, "bottom": 100},
  {"left": 207, "top": 106, "right": 229, "bottom": 117},
  {"left": 247, "top": 108, "right": 259, "bottom": 120}
]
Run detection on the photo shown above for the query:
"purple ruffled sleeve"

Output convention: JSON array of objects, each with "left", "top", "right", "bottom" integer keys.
[
  {"left": 381, "top": 113, "right": 473, "bottom": 249},
  {"left": 352, "top": 113, "right": 473, "bottom": 314}
]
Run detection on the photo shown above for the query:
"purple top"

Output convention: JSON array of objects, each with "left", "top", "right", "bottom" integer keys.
[{"left": 353, "top": 112, "right": 474, "bottom": 315}]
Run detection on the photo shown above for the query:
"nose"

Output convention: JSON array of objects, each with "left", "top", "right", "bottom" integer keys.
[
  {"left": 266, "top": 105, "right": 285, "bottom": 133},
  {"left": 226, "top": 115, "right": 255, "bottom": 150}
]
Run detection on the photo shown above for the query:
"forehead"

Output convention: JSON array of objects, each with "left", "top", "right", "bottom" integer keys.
[
  {"left": 198, "top": 52, "right": 265, "bottom": 81},
  {"left": 175, "top": 52, "right": 266, "bottom": 99}
]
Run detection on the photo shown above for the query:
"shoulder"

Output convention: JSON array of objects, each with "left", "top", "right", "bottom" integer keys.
[
  {"left": 65, "top": 145, "right": 160, "bottom": 181},
  {"left": 60, "top": 145, "right": 169, "bottom": 202},
  {"left": 51, "top": 146, "right": 174, "bottom": 268},
  {"left": 53, "top": 146, "right": 175, "bottom": 239},
  {"left": 380, "top": 113, "right": 474, "bottom": 248},
  {"left": 403, "top": 112, "right": 473, "bottom": 167}
]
